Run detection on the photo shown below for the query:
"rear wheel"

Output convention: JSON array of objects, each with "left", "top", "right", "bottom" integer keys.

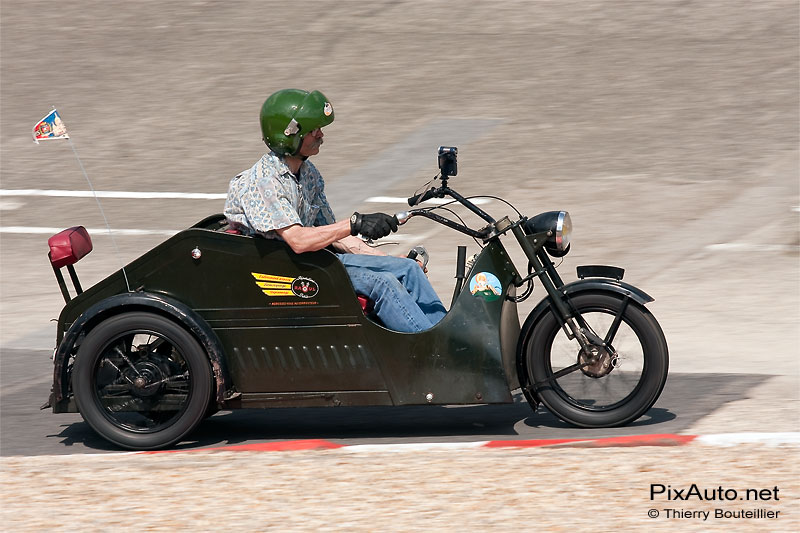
[
  {"left": 524, "top": 292, "right": 668, "bottom": 427},
  {"left": 73, "top": 312, "right": 212, "bottom": 450}
]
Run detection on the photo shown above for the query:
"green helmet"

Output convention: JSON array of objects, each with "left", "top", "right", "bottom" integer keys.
[{"left": 259, "top": 89, "right": 334, "bottom": 156}]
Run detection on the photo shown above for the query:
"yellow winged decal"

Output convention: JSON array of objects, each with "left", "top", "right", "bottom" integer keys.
[
  {"left": 252, "top": 273, "right": 294, "bottom": 283},
  {"left": 251, "top": 272, "right": 320, "bottom": 299}
]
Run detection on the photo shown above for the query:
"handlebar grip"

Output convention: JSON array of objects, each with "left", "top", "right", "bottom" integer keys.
[{"left": 408, "top": 188, "right": 437, "bottom": 206}]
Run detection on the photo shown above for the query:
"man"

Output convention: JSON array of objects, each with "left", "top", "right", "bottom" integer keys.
[{"left": 224, "top": 89, "right": 447, "bottom": 333}]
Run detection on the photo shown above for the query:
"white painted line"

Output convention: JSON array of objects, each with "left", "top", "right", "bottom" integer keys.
[
  {"left": 705, "top": 243, "right": 800, "bottom": 252},
  {"left": 695, "top": 432, "right": 800, "bottom": 447},
  {"left": 0, "top": 226, "right": 180, "bottom": 236},
  {"left": 1, "top": 227, "right": 439, "bottom": 241},
  {"left": 366, "top": 196, "right": 490, "bottom": 205},
  {"left": 0, "top": 199, "right": 24, "bottom": 210},
  {"left": 0, "top": 190, "right": 492, "bottom": 206},
  {"left": 1, "top": 190, "right": 494, "bottom": 206},
  {"left": 8, "top": 433, "right": 800, "bottom": 459},
  {"left": 0, "top": 189, "right": 226, "bottom": 200}
]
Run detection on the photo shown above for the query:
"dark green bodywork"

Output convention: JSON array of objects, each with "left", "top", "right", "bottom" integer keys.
[{"left": 51, "top": 215, "right": 522, "bottom": 413}]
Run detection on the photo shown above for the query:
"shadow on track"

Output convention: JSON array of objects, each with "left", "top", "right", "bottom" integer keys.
[{"left": 38, "top": 373, "right": 769, "bottom": 453}]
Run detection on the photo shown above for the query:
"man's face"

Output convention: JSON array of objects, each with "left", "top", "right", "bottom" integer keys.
[{"left": 298, "top": 128, "right": 324, "bottom": 157}]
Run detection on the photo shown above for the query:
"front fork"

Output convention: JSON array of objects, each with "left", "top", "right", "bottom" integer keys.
[{"left": 509, "top": 224, "right": 611, "bottom": 356}]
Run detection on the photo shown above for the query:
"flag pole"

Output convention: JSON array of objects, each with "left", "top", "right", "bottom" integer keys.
[
  {"left": 65, "top": 138, "right": 132, "bottom": 293},
  {"left": 34, "top": 108, "right": 132, "bottom": 292}
]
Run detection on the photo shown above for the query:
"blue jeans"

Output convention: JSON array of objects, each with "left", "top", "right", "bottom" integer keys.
[{"left": 337, "top": 254, "right": 447, "bottom": 333}]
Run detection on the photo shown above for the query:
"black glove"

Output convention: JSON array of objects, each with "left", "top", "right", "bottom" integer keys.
[{"left": 350, "top": 212, "right": 399, "bottom": 240}]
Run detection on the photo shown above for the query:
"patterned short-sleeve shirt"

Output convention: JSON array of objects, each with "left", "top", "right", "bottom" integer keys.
[{"left": 224, "top": 151, "right": 336, "bottom": 238}]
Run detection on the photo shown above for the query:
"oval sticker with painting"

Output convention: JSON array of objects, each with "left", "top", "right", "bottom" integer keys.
[{"left": 469, "top": 272, "right": 502, "bottom": 301}]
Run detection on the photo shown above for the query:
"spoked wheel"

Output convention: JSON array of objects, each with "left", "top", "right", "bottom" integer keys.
[
  {"left": 525, "top": 292, "right": 668, "bottom": 427},
  {"left": 73, "top": 312, "right": 212, "bottom": 450}
]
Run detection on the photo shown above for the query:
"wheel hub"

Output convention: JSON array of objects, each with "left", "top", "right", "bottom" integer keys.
[
  {"left": 124, "top": 361, "right": 166, "bottom": 397},
  {"left": 578, "top": 346, "right": 617, "bottom": 378}
]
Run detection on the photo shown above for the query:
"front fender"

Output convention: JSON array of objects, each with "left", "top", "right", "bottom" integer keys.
[
  {"left": 514, "top": 278, "right": 655, "bottom": 395},
  {"left": 50, "top": 292, "right": 229, "bottom": 411}
]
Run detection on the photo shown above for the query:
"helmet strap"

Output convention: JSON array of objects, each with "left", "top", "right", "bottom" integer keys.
[{"left": 289, "top": 140, "right": 305, "bottom": 158}]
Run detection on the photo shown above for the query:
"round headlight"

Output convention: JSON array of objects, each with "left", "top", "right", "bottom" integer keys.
[
  {"left": 522, "top": 210, "right": 573, "bottom": 257},
  {"left": 556, "top": 211, "right": 572, "bottom": 252}
]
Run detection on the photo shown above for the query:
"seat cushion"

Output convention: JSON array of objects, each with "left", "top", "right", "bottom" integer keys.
[{"left": 357, "top": 294, "right": 373, "bottom": 315}]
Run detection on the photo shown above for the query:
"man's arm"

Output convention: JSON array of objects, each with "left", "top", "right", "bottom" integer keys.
[
  {"left": 278, "top": 226, "right": 386, "bottom": 256},
  {"left": 276, "top": 220, "right": 351, "bottom": 254},
  {"left": 277, "top": 213, "right": 398, "bottom": 255},
  {"left": 283, "top": 223, "right": 427, "bottom": 271},
  {"left": 331, "top": 235, "right": 387, "bottom": 256}
]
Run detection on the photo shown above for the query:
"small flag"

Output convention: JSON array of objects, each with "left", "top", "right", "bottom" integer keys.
[{"left": 32, "top": 109, "right": 69, "bottom": 144}]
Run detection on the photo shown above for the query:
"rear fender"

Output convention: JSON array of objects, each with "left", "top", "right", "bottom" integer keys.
[
  {"left": 51, "top": 292, "right": 229, "bottom": 410},
  {"left": 515, "top": 278, "right": 654, "bottom": 397}
]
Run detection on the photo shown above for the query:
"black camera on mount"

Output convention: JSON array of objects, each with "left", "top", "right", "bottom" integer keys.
[{"left": 438, "top": 146, "right": 458, "bottom": 178}]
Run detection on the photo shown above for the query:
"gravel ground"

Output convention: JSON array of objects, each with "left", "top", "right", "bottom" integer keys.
[{"left": 1, "top": 444, "right": 797, "bottom": 531}]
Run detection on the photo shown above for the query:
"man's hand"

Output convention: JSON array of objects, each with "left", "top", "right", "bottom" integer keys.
[{"left": 350, "top": 212, "right": 399, "bottom": 240}]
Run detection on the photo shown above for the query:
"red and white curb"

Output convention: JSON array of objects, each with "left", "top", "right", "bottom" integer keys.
[{"left": 139, "top": 432, "right": 800, "bottom": 454}]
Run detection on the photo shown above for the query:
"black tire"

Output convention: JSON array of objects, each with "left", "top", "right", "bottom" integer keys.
[
  {"left": 525, "top": 292, "right": 668, "bottom": 428},
  {"left": 204, "top": 394, "right": 220, "bottom": 419},
  {"left": 73, "top": 312, "right": 212, "bottom": 450}
]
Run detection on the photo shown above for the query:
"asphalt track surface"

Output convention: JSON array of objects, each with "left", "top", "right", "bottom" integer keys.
[
  {"left": 0, "top": 347, "right": 769, "bottom": 456},
  {"left": 1, "top": 1, "right": 798, "bottom": 460}
]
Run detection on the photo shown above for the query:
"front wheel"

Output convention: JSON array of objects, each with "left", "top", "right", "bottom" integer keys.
[
  {"left": 524, "top": 292, "right": 668, "bottom": 428},
  {"left": 73, "top": 312, "right": 212, "bottom": 450}
]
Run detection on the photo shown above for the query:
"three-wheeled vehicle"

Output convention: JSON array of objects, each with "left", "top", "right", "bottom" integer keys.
[{"left": 44, "top": 146, "right": 668, "bottom": 450}]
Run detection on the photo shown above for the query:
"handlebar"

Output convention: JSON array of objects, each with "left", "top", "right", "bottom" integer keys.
[
  {"left": 397, "top": 184, "right": 499, "bottom": 240},
  {"left": 406, "top": 185, "right": 496, "bottom": 223},
  {"left": 394, "top": 209, "right": 491, "bottom": 239},
  {"left": 407, "top": 187, "right": 438, "bottom": 206},
  {"left": 396, "top": 211, "right": 412, "bottom": 225}
]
